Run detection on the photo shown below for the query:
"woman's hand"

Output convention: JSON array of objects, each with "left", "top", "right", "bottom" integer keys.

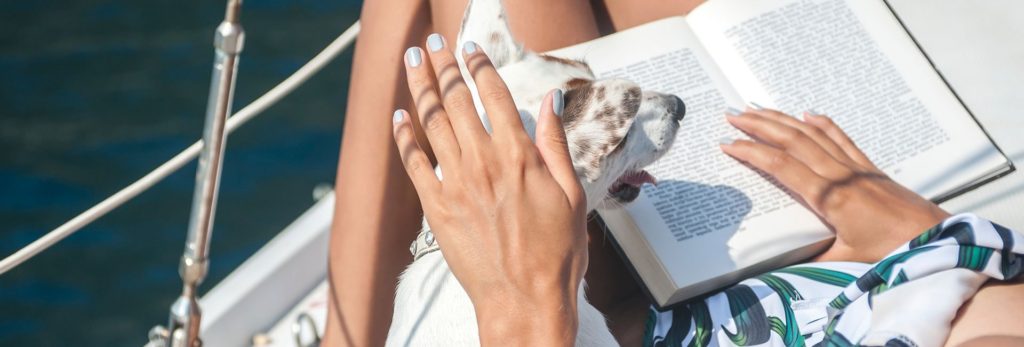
[
  {"left": 720, "top": 107, "right": 950, "bottom": 262},
  {"left": 393, "top": 34, "right": 587, "bottom": 346}
]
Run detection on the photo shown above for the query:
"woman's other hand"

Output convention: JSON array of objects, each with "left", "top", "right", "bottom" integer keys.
[
  {"left": 720, "top": 107, "right": 950, "bottom": 263},
  {"left": 393, "top": 34, "right": 586, "bottom": 346}
]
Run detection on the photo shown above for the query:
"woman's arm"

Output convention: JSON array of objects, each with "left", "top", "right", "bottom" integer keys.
[{"left": 321, "top": 1, "right": 432, "bottom": 345}]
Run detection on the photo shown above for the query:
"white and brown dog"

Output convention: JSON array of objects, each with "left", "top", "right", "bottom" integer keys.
[{"left": 387, "top": 0, "right": 685, "bottom": 345}]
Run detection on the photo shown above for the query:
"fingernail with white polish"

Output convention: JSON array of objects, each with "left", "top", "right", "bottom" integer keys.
[
  {"left": 427, "top": 33, "right": 445, "bottom": 52},
  {"left": 393, "top": 109, "right": 404, "bottom": 123},
  {"left": 405, "top": 47, "right": 422, "bottom": 67},
  {"left": 725, "top": 107, "right": 743, "bottom": 116},
  {"left": 552, "top": 89, "right": 564, "bottom": 117},
  {"left": 464, "top": 41, "right": 478, "bottom": 54},
  {"left": 719, "top": 137, "right": 735, "bottom": 145},
  {"left": 748, "top": 101, "right": 765, "bottom": 110}
]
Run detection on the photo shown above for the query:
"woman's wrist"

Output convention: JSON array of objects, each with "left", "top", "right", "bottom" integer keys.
[{"left": 474, "top": 289, "right": 580, "bottom": 346}]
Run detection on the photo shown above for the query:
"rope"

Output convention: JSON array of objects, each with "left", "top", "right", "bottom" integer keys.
[{"left": 0, "top": 21, "right": 361, "bottom": 276}]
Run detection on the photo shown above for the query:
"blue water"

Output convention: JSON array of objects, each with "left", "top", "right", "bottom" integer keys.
[{"left": 0, "top": 1, "right": 362, "bottom": 345}]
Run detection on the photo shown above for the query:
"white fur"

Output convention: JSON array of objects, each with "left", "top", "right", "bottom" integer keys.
[{"left": 387, "top": 1, "right": 683, "bottom": 345}]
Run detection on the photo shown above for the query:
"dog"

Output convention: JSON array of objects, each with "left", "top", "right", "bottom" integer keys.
[{"left": 386, "top": 0, "right": 685, "bottom": 345}]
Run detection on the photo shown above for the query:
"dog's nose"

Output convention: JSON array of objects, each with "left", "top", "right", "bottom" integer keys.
[{"left": 670, "top": 95, "right": 686, "bottom": 122}]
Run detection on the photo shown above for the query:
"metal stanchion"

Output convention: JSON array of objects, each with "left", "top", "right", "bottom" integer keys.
[{"left": 147, "top": 0, "right": 244, "bottom": 346}]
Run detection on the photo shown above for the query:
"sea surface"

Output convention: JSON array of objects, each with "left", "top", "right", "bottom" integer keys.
[{"left": 0, "top": 0, "right": 362, "bottom": 345}]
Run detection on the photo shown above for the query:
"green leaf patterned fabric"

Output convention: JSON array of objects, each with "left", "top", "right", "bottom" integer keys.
[
  {"left": 773, "top": 267, "right": 857, "bottom": 287},
  {"left": 957, "top": 246, "right": 994, "bottom": 271},
  {"left": 721, "top": 285, "right": 772, "bottom": 345},
  {"left": 645, "top": 214, "right": 1023, "bottom": 347},
  {"left": 655, "top": 305, "right": 692, "bottom": 347},
  {"left": 688, "top": 302, "right": 712, "bottom": 347},
  {"left": 756, "top": 274, "right": 804, "bottom": 347}
]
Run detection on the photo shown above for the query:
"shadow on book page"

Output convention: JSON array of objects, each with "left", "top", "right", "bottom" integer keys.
[
  {"left": 643, "top": 179, "right": 752, "bottom": 282},
  {"left": 651, "top": 179, "right": 753, "bottom": 243}
]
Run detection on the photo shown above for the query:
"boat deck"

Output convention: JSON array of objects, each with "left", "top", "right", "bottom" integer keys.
[{"left": 202, "top": 1, "right": 1024, "bottom": 345}]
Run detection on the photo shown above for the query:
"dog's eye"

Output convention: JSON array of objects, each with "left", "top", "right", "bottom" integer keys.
[{"left": 560, "top": 81, "right": 594, "bottom": 127}]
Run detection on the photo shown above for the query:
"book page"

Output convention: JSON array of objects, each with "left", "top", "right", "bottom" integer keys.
[
  {"left": 688, "top": 0, "right": 1008, "bottom": 200},
  {"left": 548, "top": 18, "right": 833, "bottom": 294}
]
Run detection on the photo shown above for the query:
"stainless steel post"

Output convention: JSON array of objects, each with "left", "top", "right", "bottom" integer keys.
[{"left": 149, "top": 1, "right": 244, "bottom": 346}]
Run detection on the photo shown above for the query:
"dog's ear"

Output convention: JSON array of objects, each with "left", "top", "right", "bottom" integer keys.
[
  {"left": 562, "top": 79, "right": 642, "bottom": 182},
  {"left": 456, "top": 0, "right": 526, "bottom": 69}
]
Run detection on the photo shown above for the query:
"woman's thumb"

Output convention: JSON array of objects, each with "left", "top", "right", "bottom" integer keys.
[{"left": 535, "top": 89, "right": 584, "bottom": 207}]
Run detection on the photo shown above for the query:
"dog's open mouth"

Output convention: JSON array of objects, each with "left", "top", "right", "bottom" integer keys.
[{"left": 608, "top": 170, "right": 657, "bottom": 203}]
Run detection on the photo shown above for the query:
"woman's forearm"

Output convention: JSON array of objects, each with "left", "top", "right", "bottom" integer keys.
[{"left": 322, "top": 1, "right": 432, "bottom": 345}]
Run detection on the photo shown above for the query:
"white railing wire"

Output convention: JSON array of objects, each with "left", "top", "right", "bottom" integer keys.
[{"left": 0, "top": 21, "right": 361, "bottom": 276}]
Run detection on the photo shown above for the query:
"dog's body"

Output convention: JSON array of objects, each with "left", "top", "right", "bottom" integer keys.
[{"left": 387, "top": 1, "right": 685, "bottom": 345}]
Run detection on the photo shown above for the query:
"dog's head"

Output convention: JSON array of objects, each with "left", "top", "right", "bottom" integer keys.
[{"left": 457, "top": 0, "right": 684, "bottom": 211}]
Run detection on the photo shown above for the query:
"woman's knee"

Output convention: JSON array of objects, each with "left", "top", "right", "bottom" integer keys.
[
  {"left": 591, "top": 0, "right": 701, "bottom": 33},
  {"left": 428, "top": 0, "right": 600, "bottom": 52}
]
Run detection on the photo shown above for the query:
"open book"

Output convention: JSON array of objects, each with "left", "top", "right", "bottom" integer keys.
[{"left": 547, "top": 0, "right": 1013, "bottom": 308}]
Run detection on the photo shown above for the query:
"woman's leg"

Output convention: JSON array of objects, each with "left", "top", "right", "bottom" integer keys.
[
  {"left": 323, "top": 0, "right": 601, "bottom": 346},
  {"left": 590, "top": 0, "right": 702, "bottom": 33},
  {"left": 946, "top": 278, "right": 1024, "bottom": 347},
  {"left": 321, "top": 1, "right": 432, "bottom": 345}
]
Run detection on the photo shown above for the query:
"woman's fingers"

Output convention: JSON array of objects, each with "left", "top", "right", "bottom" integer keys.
[
  {"left": 392, "top": 109, "right": 440, "bottom": 201},
  {"left": 746, "top": 108, "right": 857, "bottom": 166},
  {"left": 534, "top": 89, "right": 585, "bottom": 210},
  {"left": 720, "top": 139, "right": 829, "bottom": 210},
  {"left": 405, "top": 46, "right": 461, "bottom": 168},
  {"left": 424, "top": 34, "right": 489, "bottom": 143},
  {"left": 803, "top": 114, "right": 881, "bottom": 172},
  {"left": 726, "top": 110, "right": 851, "bottom": 179},
  {"left": 461, "top": 41, "right": 530, "bottom": 142}
]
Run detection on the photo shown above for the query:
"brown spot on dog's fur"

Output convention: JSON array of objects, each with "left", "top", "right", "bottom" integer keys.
[
  {"left": 623, "top": 88, "right": 641, "bottom": 113},
  {"left": 577, "top": 139, "right": 593, "bottom": 156},
  {"left": 597, "top": 104, "right": 629, "bottom": 133},
  {"left": 539, "top": 55, "right": 592, "bottom": 73},
  {"left": 598, "top": 105, "right": 616, "bottom": 119},
  {"left": 604, "top": 120, "right": 621, "bottom": 134},
  {"left": 561, "top": 78, "right": 594, "bottom": 128},
  {"left": 489, "top": 32, "right": 502, "bottom": 47},
  {"left": 565, "top": 77, "right": 590, "bottom": 90}
]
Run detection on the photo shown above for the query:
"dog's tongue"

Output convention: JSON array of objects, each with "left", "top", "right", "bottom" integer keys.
[{"left": 621, "top": 170, "right": 657, "bottom": 187}]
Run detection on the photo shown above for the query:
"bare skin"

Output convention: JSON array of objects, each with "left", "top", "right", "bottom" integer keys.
[
  {"left": 946, "top": 277, "right": 1024, "bottom": 347},
  {"left": 321, "top": 1, "right": 430, "bottom": 345},
  {"left": 322, "top": 0, "right": 600, "bottom": 345},
  {"left": 590, "top": 0, "right": 702, "bottom": 33},
  {"left": 325, "top": 0, "right": 1024, "bottom": 345}
]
